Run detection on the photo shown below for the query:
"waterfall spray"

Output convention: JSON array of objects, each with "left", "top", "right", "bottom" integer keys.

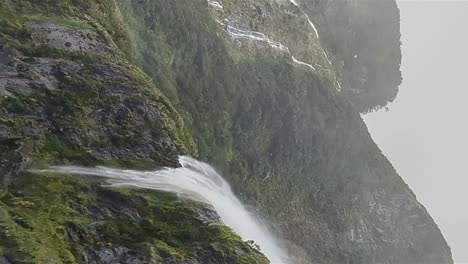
[{"left": 34, "top": 156, "right": 289, "bottom": 264}]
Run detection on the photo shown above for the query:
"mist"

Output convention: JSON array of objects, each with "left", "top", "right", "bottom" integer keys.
[
  {"left": 364, "top": 1, "right": 468, "bottom": 263},
  {"left": 33, "top": 156, "right": 289, "bottom": 264}
]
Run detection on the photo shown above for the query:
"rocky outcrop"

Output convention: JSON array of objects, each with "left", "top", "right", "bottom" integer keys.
[
  {"left": 0, "top": 171, "right": 268, "bottom": 263},
  {"left": 115, "top": 0, "right": 453, "bottom": 263},
  {"left": 0, "top": 48, "right": 78, "bottom": 96},
  {"left": 0, "top": 1, "right": 266, "bottom": 263},
  {"left": 31, "top": 21, "right": 108, "bottom": 53},
  {"left": 300, "top": 0, "right": 403, "bottom": 112},
  {"left": 0, "top": 0, "right": 452, "bottom": 263},
  {"left": 0, "top": 46, "right": 181, "bottom": 167},
  {"left": 0, "top": 256, "right": 11, "bottom": 264}
]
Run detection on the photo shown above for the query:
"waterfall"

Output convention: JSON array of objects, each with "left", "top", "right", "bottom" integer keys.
[{"left": 34, "top": 156, "right": 289, "bottom": 264}]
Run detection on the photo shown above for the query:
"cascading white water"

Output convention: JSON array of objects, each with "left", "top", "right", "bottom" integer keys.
[
  {"left": 34, "top": 156, "right": 288, "bottom": 264},
  {"left": 209, "top": 0, "right": 339, "bottom": 90}
]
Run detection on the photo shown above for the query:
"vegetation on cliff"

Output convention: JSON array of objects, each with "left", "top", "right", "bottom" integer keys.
[
  {"left": 0, "top": 0, "right": 453, "bottom": 263},
  {"left": 115, "top": 0, "right": 452, "bottom": 263},
  {"left": 0, "top": 0, "right": 268, "bottom": 263},
  {"left": 0, "top": 171, "right": 268, "bottom": 263}
]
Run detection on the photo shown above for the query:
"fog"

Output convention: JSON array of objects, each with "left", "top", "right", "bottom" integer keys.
[{"left": 364, "top": 1, "right": 468, "bottom": 263}]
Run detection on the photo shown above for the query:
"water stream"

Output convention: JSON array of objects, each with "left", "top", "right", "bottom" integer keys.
[{"left": 34, "top": 156, "right": 288, "bottom": 264}]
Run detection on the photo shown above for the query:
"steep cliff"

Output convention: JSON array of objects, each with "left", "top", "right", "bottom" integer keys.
[
  {"left": 0, "top": 0, "right": 267, "bottom": 263},
  {"left": 115, "top": 0, "right": 452, "bottom": 263},
  {"left": 0, "top": 0, "right": 452, "bottom": 263},
  {"left": 302, "top": 0, "right": 403, "bottom": 112}
]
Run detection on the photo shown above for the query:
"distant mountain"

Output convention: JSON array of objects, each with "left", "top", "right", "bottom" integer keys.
[{"left": 0, "top": 0, "right": 452, "bottom": 263}]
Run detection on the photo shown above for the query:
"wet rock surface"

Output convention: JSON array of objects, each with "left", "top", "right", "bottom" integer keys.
[
  {"left": 0, "top": 46, "right": 180, "bottom": 172},
  {"left": 0, "top": 48, "right": 82, "bottom": 96},
  {"left": 31, "top": 21, "right": 108, "bottom": 52},
  {"left": 0, "top": 0, "right": 452, "bottom": 263},
  {"left": 115, "top": 0, "right": 452, "bottom": 263},
  {"left": 83, "top": 247, "right": 153, "bottom": 264},
  {"left": 195, "top": 206, "right": 222, "bottom": 223},
  {"left": 0, "top": 2, "right": 267, "bottom": 264},
  {"left": 0, "top": 256, "right": 11, "bottom": 264}
]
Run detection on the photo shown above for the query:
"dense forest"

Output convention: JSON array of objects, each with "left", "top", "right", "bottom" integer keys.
[
  {"left": 0, "top": 0, "right": 452, "bottom": 263},
  {"left": 115, "top": 0, "right": 449, "bottom": 262}
]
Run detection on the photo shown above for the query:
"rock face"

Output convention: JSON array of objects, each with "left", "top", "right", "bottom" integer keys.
[
  {"left": 31, "top": 21, "right": 108, "bottom": 53},
  {"left": 300, "top": 0, "right": 403, "bottom": 112},
  {"left": 116, "top": 0, "right": 453, "bottom": 263},
  {"left": 0, "top": 1, "right": 267, "bottom": 263},
  {"left": 0, "top": 172, "right": 268, "bottom": 263},
  {"left": 0, "top": 0, "right": 453, "bottom": 263},
  {"left": 0, "top": 47, "right": 181, "bottom": 166}
]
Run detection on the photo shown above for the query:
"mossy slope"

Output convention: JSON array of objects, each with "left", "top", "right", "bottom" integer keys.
[
  {"left": 0, "top": 0, "right": 267, "bottom": 263},
  {"left": 0, "top": 172, "right": 268, "bottom": 263},
  {"left": 113, "top": 0, "right": 453, "bottom": 263}
]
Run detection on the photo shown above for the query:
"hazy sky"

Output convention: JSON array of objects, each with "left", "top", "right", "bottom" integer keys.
[{"left": 364, "top": 1, "right": 468, "bottom": 263}]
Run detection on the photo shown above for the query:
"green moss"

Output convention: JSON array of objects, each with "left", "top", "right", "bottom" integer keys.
[
  {"left": 33, "top": 135, "right": 87, "bottom": 164},
  {"left": 157, "top": 101, "right": 199, "bottom": 157},
  {"left": 0, "top": 172, "right": 268, "bottom": 263},
  {"left": 0, "top": 173, "right": 92, "bottom": 263},
  {"left": 97, "top": 159, "right": 159, "bottom": 170},
  {"left": 0, "top": 1, "right": 266, "bottom": 262},
  {"left": 0, "top": 3, "right": 31, "bottom": 47},
  {"left": 29, "top": 15, "right": 93, "bottom": 29},
  {"left": 3, "top": 0, "right": 132, "bottom": 53},
  {"left": 113, "top": 60, "right": 198, "bottom": 157},
  {"left": 0, "top": 0, "right": 198, "bottom": 158},
  {"left": 0, "top": 117, "right": 30, "bottom": 131},
  {"left": 105, "top": 187, "right": 268, "bottom": 262},
  {"left": 153, "top": 240, "right": 186, "bottom": 260},
  {"left": 27, "top": 135, "right": 162, "bottom": 170}
]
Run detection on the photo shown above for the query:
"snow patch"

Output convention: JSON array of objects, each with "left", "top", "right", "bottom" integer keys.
[
  {"left": 227, "top": 26, "right": 290, "bottom": 52},
  {"left": 322, "top": 50, "right": 332, "bottom": 65},
  {"left": 304, "top": 13, "right": 320, "bottom": 39},
  {"left": 288, "top": 0, "right": 299, "bottom": 7},
  {"left": 208, "top": 0, "right": 223, "bottom": 9},
  {"left": 292, "top": 56, "right": 316, "bottom": 71},
  {"left": 226, "top": 25, "right": 320, "bottom": 72}
]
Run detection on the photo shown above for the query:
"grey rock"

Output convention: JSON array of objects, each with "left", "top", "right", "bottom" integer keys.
[
  {"left": 31, "top": 21, "right": 108, "bottom": 53},
  {"left": 98, "top": 248, "right": 116, "bottom": 263},
  {"left": 0, "top": 48, "right": 77, "bottom": 96},
  {"left": 0, "top": 48, "right": 22, "bottom": 66},
  {"left": 234, "top": 246, "right": 248, "bottom": 256},
  {"left": 195, "top": 206, "right": 222, "bottom": 223},
  {"left": 0, "top": 256, "right": 11, "bottom": 264},
  {"left": 56, "top": 60, "right": 83, "bottom": 78},
  {"left": 82, "top": 247, "right": 154, "bottom": 264},
  {"left": 0, "top": 146, "right": 30, "bottom": 186}
]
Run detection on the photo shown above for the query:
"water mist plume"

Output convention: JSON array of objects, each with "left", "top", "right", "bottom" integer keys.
[{"left": 33, "top": 156, "right": 289, "bottom": 264}]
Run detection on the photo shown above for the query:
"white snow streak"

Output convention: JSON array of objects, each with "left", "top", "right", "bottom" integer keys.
[
  {"left": 208, "top": 0, "right": 223, "bottom": 9},
  {"left": 227, "top": 25, "right": 320, "bottom": 71},
  {"left": 292, "top": 56, "right": 316, "bottom": 71},
  {"left": 208, "top": 0, "right": 340, "bottom": 87},
  {"left": 322, "top": 50, "right": 332, "bottom": 65},
  {"left": 227, "top": 26, "right": 290, "bottom": 52},
  {"left": 287, "top": 0, "right": 320, "bottom": 39},
  {"left": 288, "top": 0, "right": 299, "bottom": 7},
  {"left": 304, "top": 13, "right": 320, "bottom": 39}
]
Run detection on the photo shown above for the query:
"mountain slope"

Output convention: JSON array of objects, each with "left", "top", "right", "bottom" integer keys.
[
  {"left": 0, "top": 0, "right": 267, "bottom": 263},
  {"left": 115, "top": 0, "right": 452, "bottom": 263},
  {"left": 0, "top": 0, "right": 453, "bottom": 263}
]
